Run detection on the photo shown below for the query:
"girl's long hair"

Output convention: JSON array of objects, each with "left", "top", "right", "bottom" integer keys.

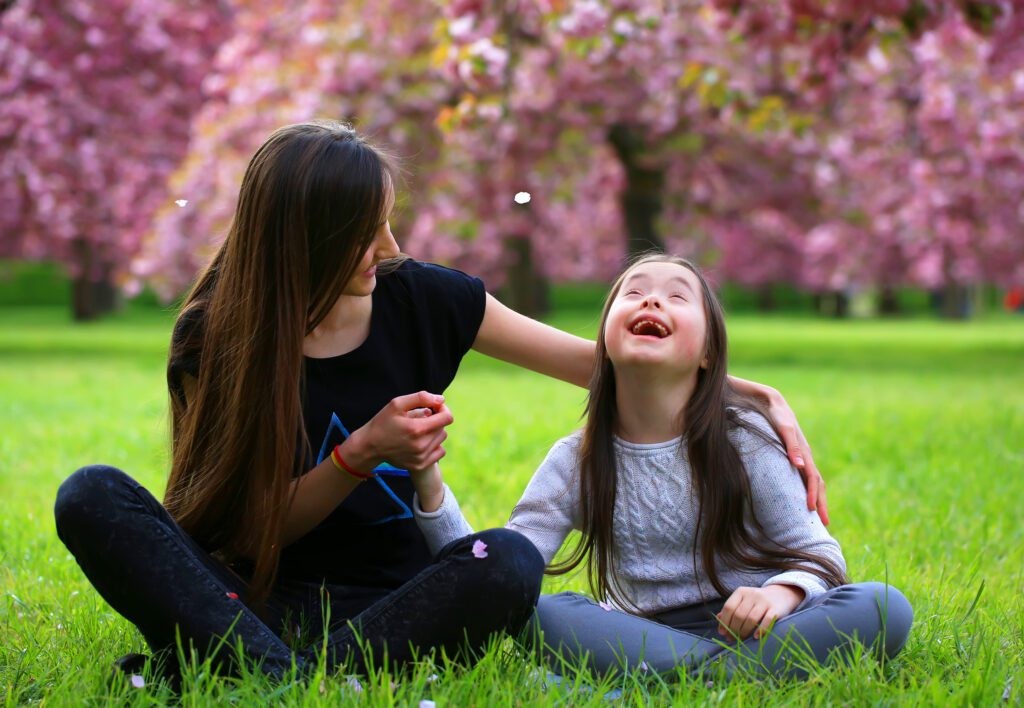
[
  {"left": 164, "top": 121, "right": 399, "bottom": 605},
  {"left": 547, "top": 254, "right": 846, "bottom": 611}
]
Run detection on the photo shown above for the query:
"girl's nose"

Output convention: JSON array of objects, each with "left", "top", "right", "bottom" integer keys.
[{"left": 642, "top": 296, "right": 662, "bottom": 309}]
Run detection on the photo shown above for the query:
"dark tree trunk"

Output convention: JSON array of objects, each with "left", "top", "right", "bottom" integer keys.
[
  {"left": 756, "top": 285, "right": 776, "bottom": 312},
  {"left": 878, "top": 286, "right": 901, "bottom": 315},
  {"left": 500, "top": 235, "right": 549, "bottom": 318},
  {"left": 816, "top": 290, "right": 849, "bottom": 318},
  {"left": 71, "top": 239, "right": 120, "bottom": 321},
  {"left": 608, "top": 124, "right": 665, "bottom": 259},
  {"left": 834, "top": 291, "right": 850, "bottom": 318},
  {"left": 937, "top": 284, "right": 972, "bottom": 319}
]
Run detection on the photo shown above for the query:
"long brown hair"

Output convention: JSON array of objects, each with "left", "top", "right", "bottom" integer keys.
[
  {"left": 548, "top": 254, "right": 846, "bottom": 610},
  {"left": 165, "top": 121, "right": 399, "bottom": 604}
]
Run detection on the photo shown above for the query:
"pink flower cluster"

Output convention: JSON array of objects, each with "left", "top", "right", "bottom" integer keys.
[{"left": 6, "top": 0, "right": 1021, "bottom": 299}]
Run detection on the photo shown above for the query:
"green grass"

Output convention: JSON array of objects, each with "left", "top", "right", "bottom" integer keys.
[{"left": 1, "top": 304, "right": 1023, "bottom": 705}]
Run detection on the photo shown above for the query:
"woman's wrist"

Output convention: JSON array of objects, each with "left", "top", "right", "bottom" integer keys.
[
  {"left": 337, "top": 430, "right": 378, "bottom": 476},
  {"left": 729, "top": 374, "right": 777, "bottom": 404}
]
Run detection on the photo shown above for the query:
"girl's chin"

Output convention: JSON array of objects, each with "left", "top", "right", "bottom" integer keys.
[{"left": 611, "top": 349, "right": 700, "bottom": 372}]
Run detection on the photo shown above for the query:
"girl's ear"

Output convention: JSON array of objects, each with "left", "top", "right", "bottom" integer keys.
[{"left": 700, "top": 355, "right": 708, "bottom": 369}]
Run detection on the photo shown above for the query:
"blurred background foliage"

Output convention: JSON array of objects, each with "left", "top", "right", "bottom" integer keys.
[{"left": 2, "top": 0, "right": 1023, "bottom": 320}]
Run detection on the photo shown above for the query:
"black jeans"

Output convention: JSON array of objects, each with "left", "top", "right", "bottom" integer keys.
[{"left": 54, "top": 465, "right": 544, "bottom": 678}]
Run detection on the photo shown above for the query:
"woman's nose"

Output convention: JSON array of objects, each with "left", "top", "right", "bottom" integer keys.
[{"left": 378, "top": 224, "right": 400, "bottom": 257}]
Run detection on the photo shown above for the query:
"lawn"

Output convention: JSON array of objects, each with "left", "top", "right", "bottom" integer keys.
[{"left": 1, "top": 304, "right": 1022, "bottom": 705}]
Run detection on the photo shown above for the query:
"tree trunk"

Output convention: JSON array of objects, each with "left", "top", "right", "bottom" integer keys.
[
  {"left": 71, "top": 239, "right": 120, "bottom": 321},
  {"left": 500, "top": 235, "right": 549, "bottom": 318},
  {"left": 817, "top": 290, "right": 849, "bottom": 318},
  {"left": 937, "top": 284, "right": 972, "bottom": 319},
  {"left": 756, "top": 285, "right": 776, "bottom": 312},
  {"left": 878, "top": 286, "right": 901, "bottom": 315},
  {"left": 608, "top": 124, "right": 665, "bottom": 259},
  {"left": 834, "top": 291, "right": 850, "bottom": 318}
]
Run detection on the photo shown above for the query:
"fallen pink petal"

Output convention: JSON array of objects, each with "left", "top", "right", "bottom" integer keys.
[
  {"left": 598, "top": 601, "right": 613, "bottom": 611},
  {"left": 640, "top": 661, "right": 649, "bottom": 672},
  {"left": 226, "top": 592, "right": 239, "bottom": 599},
  {"left": 472, "top": 540, "right": 488, "bottom": 558},
  {"left": 130, "top": 674, "right": 145, "bottom": 689}
]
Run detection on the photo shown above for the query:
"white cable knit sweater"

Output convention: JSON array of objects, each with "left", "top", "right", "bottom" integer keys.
[{"left": 414, "top": 412, "right": 846, "bottom": 614}]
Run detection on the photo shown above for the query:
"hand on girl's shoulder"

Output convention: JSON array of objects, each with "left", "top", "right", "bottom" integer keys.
[{"left": 726, "top": 407, "right": 787, "bottom": 458}]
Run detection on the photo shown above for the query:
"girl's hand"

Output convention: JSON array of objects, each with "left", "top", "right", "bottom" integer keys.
[
  {"left": 346, "top": 391, "right": 453, "bottom": 472},
  {"left": 729, "top": 376, "right": 829, "bottom": 525},
  {"left": 716, "top": 585, "right": 804, "bottom": 641},
  {"left": 405, "top": 408, "right": 446, "bottom": 512},
  {"left": 410, "top": 462, "right": 445, "bottom": 513}
]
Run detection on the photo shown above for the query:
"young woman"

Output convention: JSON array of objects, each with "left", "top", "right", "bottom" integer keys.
[
  {"left": 414, "top": 254, "right": 913, "bottom": 679},
  {"left": 53, "top": 122, "right": 829, "bottom": 680}
]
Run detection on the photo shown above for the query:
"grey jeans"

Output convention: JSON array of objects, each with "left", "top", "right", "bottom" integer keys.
[{"left": 534, "top": 582, "right": 912, "bottom": 679}]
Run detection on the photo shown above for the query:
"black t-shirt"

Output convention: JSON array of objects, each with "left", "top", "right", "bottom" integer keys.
[{"left": 168, "top": 259, "right": 486, "bottom": 589}]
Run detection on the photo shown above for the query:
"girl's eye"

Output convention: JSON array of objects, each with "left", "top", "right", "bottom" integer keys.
[
  {"left": 624, "top": 289, "right": 642, "bottom": 297},
  {"left": 670, "top": 293, "right": 687, "bottom": 301}
]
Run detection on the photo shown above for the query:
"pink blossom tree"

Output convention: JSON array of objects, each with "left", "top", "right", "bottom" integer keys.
[
  {"left": 138, "top": 0, "right": 451, "bottom": 299},
  {"left": 132, "top": 0, "right": 1024, "bottom": 318},
  {"left": 0, "top": 0, "right": 231, "bottom": 318},
  {"left": 798, "top": 13, "right": 1024, "bottom": 314}
]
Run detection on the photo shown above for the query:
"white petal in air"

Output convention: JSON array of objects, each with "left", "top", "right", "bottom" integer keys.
[
  {"left": 175, "top": 199, "right": 188, "bottom": 207},
  {"left": 472, "top": 540, "right": 489, "bottom": 558},
  {"left": 514, "top": 191, "right": 531, "bottom": 205}
]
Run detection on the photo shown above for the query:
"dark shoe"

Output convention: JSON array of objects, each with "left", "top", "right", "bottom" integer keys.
[
  {"left": 112, "top": 652, "right": 149, "bottom": 676},
  {"left": 111, "top": 650, "right": 181, "bottom": 691}
]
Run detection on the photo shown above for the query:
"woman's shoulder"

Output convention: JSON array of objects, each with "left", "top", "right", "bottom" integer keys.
[
  {"left": 167, "top": 303, "right": 207, "bottom": 398},
  {"left": 384, "top": 257, "right": 482, "bottom": 289},
  {"left": 379, "top": 258, "right": 485, "bottom": 317},
  {"left": 171, "top": 303, "right": 206, "bottom": 344}
]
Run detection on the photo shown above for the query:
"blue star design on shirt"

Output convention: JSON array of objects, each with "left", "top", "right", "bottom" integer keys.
[{"left": 316, "top": 412, "right": 413, "bottom": 525}]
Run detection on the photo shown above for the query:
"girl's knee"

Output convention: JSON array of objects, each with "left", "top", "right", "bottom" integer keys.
[
  {"left": 536, "top": 591, "right": 590, "bottom": 621},
  {"left": 54, "top": 465, "right": 133, "bottom": 537},
  {"left": 844, "top": 582, "right": 913, "bottom": 656}
]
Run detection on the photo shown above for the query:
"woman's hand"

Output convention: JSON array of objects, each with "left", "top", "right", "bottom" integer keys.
[
  {"left": 345, "top": 391, "right": 453, "bottom": 472},
  {"left": 728, "top": 375, "right": 829, "bottom": 525},
  {"left": 405, "top": 407, "right": 446, "bottom": 512},
  {"left": 717, "top": 585, "right": 804, "bottom": 641}
]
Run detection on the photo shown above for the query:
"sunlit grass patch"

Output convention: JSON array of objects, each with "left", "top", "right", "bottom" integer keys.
[{"left": 1, "top": 305, "right": 1022, "bottom": 704}]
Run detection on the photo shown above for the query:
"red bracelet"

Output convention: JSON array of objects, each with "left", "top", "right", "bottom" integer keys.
[{"left": 330, "top": 444, "right": 375, "bottom": 481}]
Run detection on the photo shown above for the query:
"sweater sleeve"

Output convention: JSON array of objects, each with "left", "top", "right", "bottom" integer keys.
[
  {"left": 415, "top": 434, "right": 582, "bottom": 562},
  {"left": 506, "top": 435, "right": 582, "bottom": 565},
  {"left": 732, "top": 413, "right": 847, "bottom": 604},
  {"left": 413, "top": 484, "right": 475, "bottom": 556}
]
